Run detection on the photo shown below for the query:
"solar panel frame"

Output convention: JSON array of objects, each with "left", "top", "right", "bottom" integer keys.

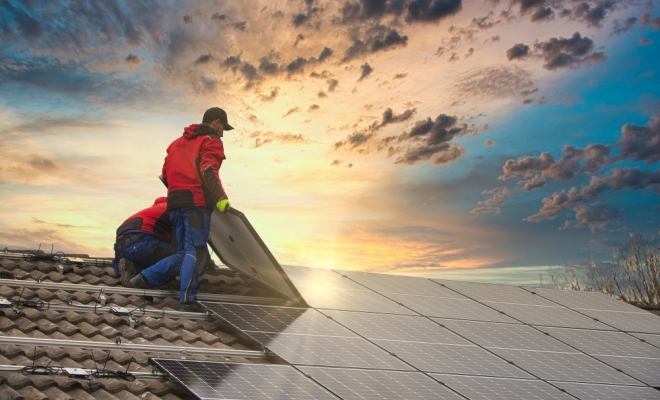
[
  {"left": 248, "top": 332, "right": 415, "bottom": 370},
  {"left": 150, "top": 358, "right": 339, "bottom": 400},
  {"left": 320, "top": 309, "right": 468, "bottom": 344},
  {"left": 434, "top": 279, "right": 557, "bottom": 306},
  {"left": 438, "top": 319, "right": 576, "bottom": 352},
  {"left": 430, "top": 374, "right": 575, "bottom": 400},
  {"left": 592, "top": 355, "right": 660, "bottom": 387},
  {"left": 630, "top": 332, "right": 660, "bottom": 349},
  {"left": 371, "top": 339, "right": 533, "bottom": 378},
  {"left": 298, "top": 366, "right": 466, "bottom": 400},
  {"left": 384, "top": 292, "right": 520, "bottom": 323},
  {"left": 490, "top": 348, "right": 642, "bottom": 385},
  {"left": 559, "top": 308, "right": 660, "bottom": 334},
  {"left": 208, "top": 208, "right": 303, "bottom": 302},
  {"left": 292, "top": 284, "right": 417, "bottom": 314},
  {"left": 554, "top": 381, "right": 660, "bottom": 400},
  {"left": 482, "top": 302, "right": 615, "bottom": 330},
  {"left": 340, "top": 270, "right": 463, "bottom": 297},
  {"left": 520, "top": 287, "right": 639, "bottom": 313},
  {"left": 541, "top": 327, "right": 660, "bottom": 358}
]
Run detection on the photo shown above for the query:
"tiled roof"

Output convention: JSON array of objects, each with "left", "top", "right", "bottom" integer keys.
[{"left": 0, "top": 252, "right": 280, "bottom": 400}]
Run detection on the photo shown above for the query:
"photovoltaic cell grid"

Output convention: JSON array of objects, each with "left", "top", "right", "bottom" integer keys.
[
  {"left": 555, "top": 382, "right": 660, "bottom": 400},
  {"left": 430, "top": 374, "right": 574, "bottom": 400},
  {"left": 522, "top": 287, "right": 639, "bottom": 313},
  {"left": 282, "top": 265, "right": 416, "bottom": 314},
  {"left": 298, "top": 366, "right": 465, "bottom": 400},
  {"left": 482, "top": 302, "right": 614, "bottom": 330},
  {"left": 434, "top": 279, "right": 557, "bottom": 306},
  {"left": 150, "top": 359, "right": 337, "bottom": 400},
  {"left": 564, "top": 308, "right": 660, "bottom": 334},
  {"left": 340, "top": 269, "right": 464, "bottom": 298},
  {"left": 208, "top": 208, "right": 302, "bottom": 302}
]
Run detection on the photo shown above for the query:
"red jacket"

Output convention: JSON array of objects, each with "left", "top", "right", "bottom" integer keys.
[
  {"left": 161, "top": 124, "right": 227, "bottom": 210},
  {"left": 116, "top": 197, "right": 172, "bottom": 243}
]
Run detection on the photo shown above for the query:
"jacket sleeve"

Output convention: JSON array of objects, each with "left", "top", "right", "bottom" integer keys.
[
  {"left": 199, "top": 137, "right": 227, "bottom": 203},
  {"left": 161, "top": 150, "right": 169, "bottom": 188}
]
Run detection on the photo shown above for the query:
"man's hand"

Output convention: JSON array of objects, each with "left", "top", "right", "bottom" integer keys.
[{"left": 216, "top": 199, "right": 232, "bottom": 213}]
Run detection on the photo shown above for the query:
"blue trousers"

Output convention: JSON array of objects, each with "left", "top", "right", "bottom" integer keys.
[
  {"left": 139, "top": 207, "right": 211, "bottom": 303},
  {"left": 112, "top": 233, "right": 174, "bottom": 276}
]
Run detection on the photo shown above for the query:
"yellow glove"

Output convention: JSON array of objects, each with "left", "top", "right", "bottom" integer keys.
[{"left": 216, "top": 199, "right": 231, "bottom": 213}]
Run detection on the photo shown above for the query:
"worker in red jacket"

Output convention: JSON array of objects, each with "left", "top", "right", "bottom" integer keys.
[
  {"left": 128, "top": 107, "right": 233, "bottom": 312},
  {"left": 113, "top": 197, "right": 174, "bottom": 287}
]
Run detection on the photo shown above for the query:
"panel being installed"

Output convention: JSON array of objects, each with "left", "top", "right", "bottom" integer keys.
[
  {"left": 200, "top": 302, "right": 412, "bottom": 371},
  {"left": 151, "top": 359, "right": 337, "bottom": 400},
  {"left": 208, "top": 208, "right": 302, "bottom": 302},
  {"left": 299, "top": 366, "right": 465, "bottom": 400},
  {"left": 434, "top": 279, "right": 556, "bottom": 306},
  {"left": 340, "top": 269, "right": 463, "bottom": 297},
  {"left": 431, "top": 374, "right": 574, "bottom": 400},
  {"left": 554, "top": 382, "right": 660, "bottom": 400},
  {"left": 383, "top": 292, "right": 519, "bottom": 323},
  {"left": 490, "top": 348, "right": 642, "bottom": 385},
  {"left": 482, "top": 302, "right": 614, "bottom": 330},
  {"left": 438, "top": 319, "right": 576, "bottom": 353},
  {"left": 282, "top": 265, "right": 416, "bottom": 314}
]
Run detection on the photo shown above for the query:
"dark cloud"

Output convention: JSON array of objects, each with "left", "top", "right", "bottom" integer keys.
[
  {"left": 259, "top": 87, "right": 279, "bottom": 102},
  {"left": 405, "top": 0, "right": 462, "bottom": 23},
  {"left": 639, "top": 38, "right": 653, "bottom": 45},
  {"left": 359, "top": 63, "right": 373, "bottom": 80},
  {"left": 194, "top": 54, "right": 213, "bottom": 66},
  {"left": 561, "top": 204, "right": 622, "bottom": 233},
  {"left": 292, "top": 2, "right": 321, "bottom": 27},
  {"left": 512, "top": 0, "right": 546, "bottom": 13},
  {"left": 318, "top": 47, "right": 334, "bottom": 62},
  {"left": 394, "top": 114, "right": 472, "bottom": 165},
  {"left": 308, "top": 104, "right": 320, "bottom": 111},
  {"left": 393, "top": 73, "right": 407, "bottom": 79},
  {"left": 258, "top": 57, "right": 280, "bottom": 75},
  {"left": 125, "top": 53, "right": 143, "bottom": 65},
  {"left": 342, "top": 25, "right": 408, "bottom": 62},
  {"left": 484, "top": 140, "right": 495, "bottom": 147},
  {"left": 327, "top": 79, "right": 339, "bottom": 91},
  {"left": 286, "top": 57, "right": 308, "bottom": 75},
  {"left": 338, "top": 0, "right": 460, "bottom": 24},
  {"left": 531, "top": 6, "right": 553, "bottom": 22},
  {"left": 183, "top": 15, "right": 192, "bottom": 23},
  {"left": 500, "top": 144, "right": 614, "bottom": 184},
  {"left": 520, "top": 174, "right": 547, "bottom": 191},
  {"left": 233, "top": 21, "right": 247, "bottom": 31},
  {"left": 533, "top": 32, "right": 606, "bottom": 70},
  {"left": 318, "top": 90, "right": 328, "bottom": 98},
  {"left": 617, "top": 115, "right": 660, "bottom": 164},
  {"left": 611, "top": 17, "right": 637, "bottom": 36},
  {"left": 334, "top": 107, "right": 417, "bottom": 150},
  {"left": 330, "top": 159, "right": 343, "bottom": 166},
  {"left": 641, "top": 13, "right": 660, "bottom": 29},
  {"left": 506, "top": 43, "right": 530, "bottom": 60}
]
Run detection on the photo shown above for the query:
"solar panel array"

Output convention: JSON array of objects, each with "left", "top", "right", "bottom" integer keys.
[{"left": 157, "top": 266, "right": 660, "bottom": 399}]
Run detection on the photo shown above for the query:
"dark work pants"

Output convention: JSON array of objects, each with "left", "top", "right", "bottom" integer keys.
[
  {"left": 139, "top": 207, "right": 211, "bottom": 303},
  {"left": 112, "top": 233, "right": 174, "bottom": 277}
]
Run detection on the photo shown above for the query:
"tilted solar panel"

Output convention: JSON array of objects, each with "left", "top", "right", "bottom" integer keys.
[
  {"left": 208, "top": 208, "right": 303, "bottom": 302},
  {"left": 554, "top": 381, "right": 660, "bottom": 400},
  {"left": 431, "top": 374, "right": 574, "bottom": 400}
]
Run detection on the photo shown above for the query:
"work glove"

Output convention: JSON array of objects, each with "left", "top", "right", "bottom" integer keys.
[{"left": 216, "top": 199, "right": 231, "bottom": 213}]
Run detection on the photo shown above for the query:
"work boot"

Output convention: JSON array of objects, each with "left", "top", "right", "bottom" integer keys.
[
  {"left": 129, "top": 273, "right": 151, "bottom": 289},
  {"left": 180, "top": 302, "right": 203, "bottom": 313},
  {"left": 118, "top": 259, "right": 138, "bottom": 287}
]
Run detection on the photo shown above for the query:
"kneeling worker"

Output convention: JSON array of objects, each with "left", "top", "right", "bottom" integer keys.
[{"left": 113, "top": 197, "right": 175, "bottom": 287}]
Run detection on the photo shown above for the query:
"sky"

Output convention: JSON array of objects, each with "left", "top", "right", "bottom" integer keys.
[{"left": 1, "top": 0, "right": 659, "bottom": 284}]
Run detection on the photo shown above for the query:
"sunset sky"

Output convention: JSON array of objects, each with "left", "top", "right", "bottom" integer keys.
[{"left": 1, "top": 0, "right": 659, "bottom": 283}]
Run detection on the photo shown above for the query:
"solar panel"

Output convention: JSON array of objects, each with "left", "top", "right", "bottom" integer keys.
[
  {"left": 490, "top": 348, "right": 641, "bottom": 385},
  {"left": 593, "top": 355, "right": 660, "bottom": 386},
  {"left": 438, "top": 319, "right": 575, "bottom": 352},
  {"left": 282, "top": 265, "right": 365, "bottom": 291},
  {"left": 431, "top": 374, "right": 574, "bottom": 400},
  {"left": 320, "top": 310, "right": 467, "bottom": 344},
  {"left": 151, "top": 359, "right": 337, "bottom": 400},
  {"left": 558, "top": 308, "right": 660, "bottom": 334},
  {"left": 482, "top": 302, "right": 614, "bottom": 330},
  {"left": 521, "top": 287, "right": 639, "bottom": 312},
  {"left": 208, "top": 208, "right": 302, "bottom": 302},
  {"left": 200, "top": 302, "right": 351, "bottom": 337},
  {"left": 248, "top": 332, "right": 414, "bottom": 370},
  {"left": 631, "top": 332, "right": 660, "bottom": 349},
  {"left": 542, "top": 327, "right": 660, "bottom": 358},
  {"left": 554, "top": 382, "right": 660, "bottom": 400},
  {"left": 341, "top": 270, "right": 462, "bottom": 297},
  {"left": 372, "top": 339, "right": 532, "bottom": 378},
  {"left": 384, "top": 292, "right": 519, "bottom": 322},
  {"left": 298, "top": 366, "right": 465, "bottom": 400},
  {"left": 434, "top": 279, "right": 555, "bottom": 306}
]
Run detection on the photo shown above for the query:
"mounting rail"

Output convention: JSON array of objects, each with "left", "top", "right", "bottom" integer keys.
[
  {"left": 4, "top": 301, "right": 213, "bottom": 320},
  {"left": 0, "top": 336, "right": 268, "bottom": 359},
  {"left": 0, "top": 278, "right": 288, "bottom": 306},
  {"left": 0, "top": 364, "right": 168, "bottom": 381}
]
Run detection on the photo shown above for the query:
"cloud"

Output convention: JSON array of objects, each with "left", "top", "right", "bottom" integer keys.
[
  {"left": 342, "top": 25, "right": 408, "bottom": 62},
  {"left": 259, "top": 87, "right": 279, "bottom": 102},
  {"left": 327, "top": 78, "right": 338, "bottom": 91},
  {"left": 194, "top": 54, "right": 214, "bottom": 66},
  {"left": 561, "top": 204, "right": 622, "bottom": 233},
  {"left": 641, "top": 12, "right": 660, "bottom": 29},
  {"left": 283, "top": 106, "right": 301, "bottom": 117},
  {"left": 125, "top": 53, "right": 144, "bottom": 66},
  {"left": 455, "top": 65, "right": 536, "bottom": 99},
  {"left": 470, "top": 207, "right": 500, "bottom": 215},
  {"left": 559, "top": 1, "right": 615, "bottom": 28},
  {"left": 478, "top": 187, "right": 511, "bottom": 205},
  {"left": 639, "top": 38, "right": 653, "bottom": 45},
  {"left": 334, "top": 107, "right": 417, "bottom": 150},
  {"left": 533, "top": 32, "right": 606, "bottom": 71},
  {"left": 506, "top": 43, "right": 530, "bottom": 60},
  {"left": 359, "top": 63, "right": 374, "bottom": 80},
  {"left": 531, "top": 7, "right": 554, "bottom": 22},
  {"left": 338, "top": 0, "right": 461, "bottom": 24},
  {"left": 616, "top": 115, "right": 660, "bottom": 165},
  {"left": 249, "top": 131, "right": 311, "bottom": 148},
  {"left": 484, "top": 140, "right": 495, "bottom": 147},
  {"left": 611, "top": 17, "right": 637, "bottom": 36}
]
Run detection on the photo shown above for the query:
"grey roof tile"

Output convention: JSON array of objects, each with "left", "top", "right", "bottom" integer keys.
[
  {"left": 17, "top": 385, "right": 49, "bottom": 399},
  {"left": 0, "top": 385, "right": 24, "bottom": 400},
  {"left": 64, "top": 388, "right": 97, "bottom": 400},
  {"left": 42, "top": 385, "right": 75, "bottom": 400}
]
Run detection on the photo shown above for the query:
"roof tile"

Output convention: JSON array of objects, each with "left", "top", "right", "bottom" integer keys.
[
  {"left": 0, "top": 384, "right": 24, "bottom": 400},
  {"left": 64, "top": 388, "right": 97, "bottom": 400},
  {"left": 46, "top": 271, "right": 68, "bottom": 283},
  {"left": 42, "top": 385, "right": 75, "bottom": 400},
  {"left": 14, "top": 316, "right": 38, "bottom": 332},
  {"left": 35, "top": 319, "right": 59, "bottom": 334},
  {"left": 17, "top": 385, "right": 49, "bottom": 399}
]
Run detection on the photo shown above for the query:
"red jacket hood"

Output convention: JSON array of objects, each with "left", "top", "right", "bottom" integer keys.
[
  {"left": 184, "top": 124, "right": 218, "bottom": 138},
  {"left": 153, "top": 197, "right": 167, "bottom": 205}
]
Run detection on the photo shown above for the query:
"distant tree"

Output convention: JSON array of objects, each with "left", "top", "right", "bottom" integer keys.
[{"left": 549, "top": 232, "right": 660, "bottom": 307}]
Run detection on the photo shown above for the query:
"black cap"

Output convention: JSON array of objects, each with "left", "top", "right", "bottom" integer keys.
[{"left": 202, "top": 107, "right": 234, "bottom": 130}]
